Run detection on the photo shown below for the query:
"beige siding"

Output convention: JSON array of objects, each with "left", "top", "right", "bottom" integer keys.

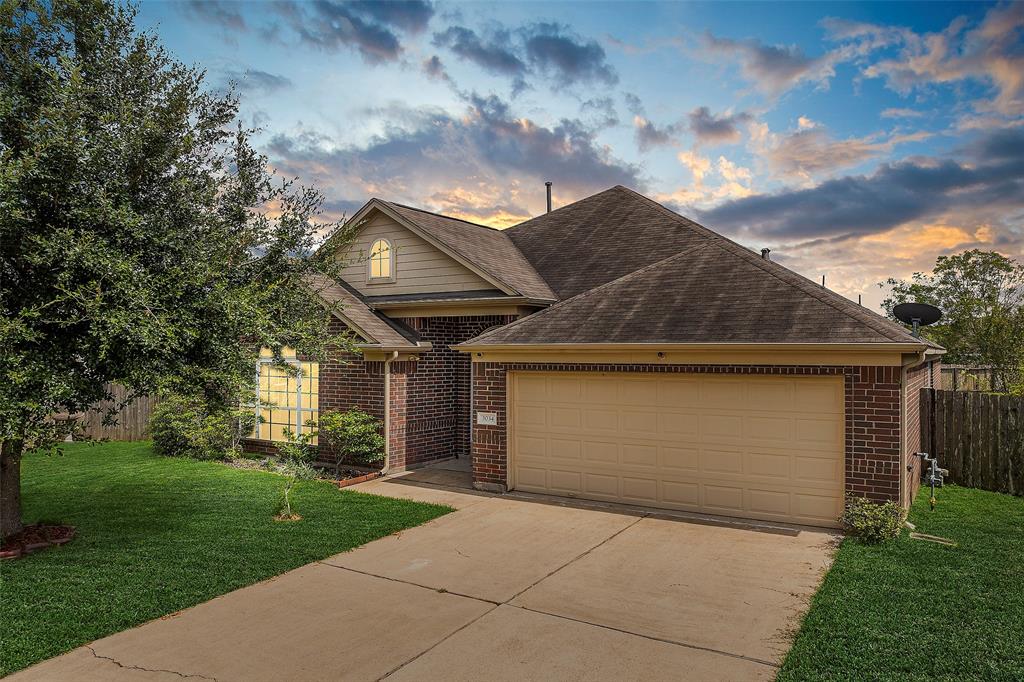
[{"left": 337, "top": 213, "right": 493, "bottom": 296}]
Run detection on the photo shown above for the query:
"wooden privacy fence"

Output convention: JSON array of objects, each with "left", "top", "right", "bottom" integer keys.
[
  {"left": 920, "top": 388, "right": 1024, "bottom": 496},
  {"left": 940, "top": 365, "right": 996, "bottom": 392},
  {"left": 75, "top": 384, "right": 159, "bottom": 441}
]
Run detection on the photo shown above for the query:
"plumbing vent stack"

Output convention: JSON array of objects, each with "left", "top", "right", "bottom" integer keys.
[
  {"left": 545, "top": 181, "right": 552, "bottom": 213},
  {"left": 760, "top": 248, "right": 771, "bottom": 260}
]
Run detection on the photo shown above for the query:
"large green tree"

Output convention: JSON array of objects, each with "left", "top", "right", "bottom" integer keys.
[
  {"left": 881, "top": 250, "right": 1024, "bottom": 392},
  {"left": 0, "top": 0, "right": 352, "bottom": 538}
]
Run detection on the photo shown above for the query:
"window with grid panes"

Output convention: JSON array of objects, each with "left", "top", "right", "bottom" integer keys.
[{"left": 254, "top": 348, "right": 318, "bottom": 443}]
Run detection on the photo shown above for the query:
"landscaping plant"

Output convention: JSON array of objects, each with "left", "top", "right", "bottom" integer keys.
[
  {"left": 839, "top": 495, "right": 907, "bottom": 544},
  {"left": 0, "top": 0, "right": 359, "bottom": 539},
  {"left": 317, "top": 408, "right": 386, "bottom": 476},
  {"left": 150, "top": 394, "right": 257, "bottom": 461},
  {"left": 274, "top": 428, "right": 319, "bottom": 521}
]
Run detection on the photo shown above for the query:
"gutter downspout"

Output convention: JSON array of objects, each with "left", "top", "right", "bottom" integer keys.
[
  {"left": 380, "top": 351, "right": 399, "bottom": 477},
  {"left": 899, "top": 348, "right": 929, "bottom": 507}
]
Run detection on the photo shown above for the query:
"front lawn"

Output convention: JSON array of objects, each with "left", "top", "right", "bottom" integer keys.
[
  {"left": 779, "top": 485, "right": 1024, "bottom": 681},
  {"left": 0, "top": 442, "right": 451, "bottom": 676}
]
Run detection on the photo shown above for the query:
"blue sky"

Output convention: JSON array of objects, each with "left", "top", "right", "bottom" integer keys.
[{"left": 138, "top": 1, "right": 1024, "bottom": 309}]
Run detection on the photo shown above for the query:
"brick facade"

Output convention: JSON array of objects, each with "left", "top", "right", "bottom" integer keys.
[
  {"left": 388, "top": 316, "right": 515, "bottom": 470},
  {"left": 472, "top": 362, "right": 909, "bottom": 504}
]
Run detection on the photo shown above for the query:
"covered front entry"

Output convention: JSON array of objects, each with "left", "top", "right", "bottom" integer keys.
[{"left": 509, "top": 372, "right": 845, "bottom": 527}]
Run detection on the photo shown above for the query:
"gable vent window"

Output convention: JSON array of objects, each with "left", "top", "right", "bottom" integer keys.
[{"left": 369, "top": 238, "right": 394, "bottom": 281}]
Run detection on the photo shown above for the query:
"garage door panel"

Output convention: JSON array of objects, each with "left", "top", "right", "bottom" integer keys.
[
  {"left": 584, "top": 408, "right": 618, "bottom": 431},
  {"left": 581, "top": 440, "right": 618, "bottom": 463},
  {"left": 517, "top": 406, "right": 547, "bottom": 427},
  {"left": 658, "top": 378, "right": 701, "bottom": 407},
  {"left": 793, "top": 455, "right": 843, "bottom": 485},
  {"left": 583, "top": 473, "right": 619, "bottom": 497},
  {"left": 794, "top": 382, "right": 844, "bottom": 413},
  {"left": 548, "top": 407, "right": 581, "bottom": 429},
  {"left": 622, "top": 477, "right": 658, "bottom": 502},
  {"left": 549, "top": 469, "right": 583, "bottom": 492},
  {"left": 745, "top": 415, "right": 793, "bottom": 442},
  {"left": 703, "top": 484, "right": 745, "bottom": 512},
  {"left": 512, "top": 373, "right": 844, "bottom": 527},
  {"left": 660, "top": 411, "right": 699, "bottom": 436},
  {"left": 701, "top": 447, "right": 744, "bottom": 475},
  {"left": 747, "top": 452, "right": 792, "bottom": 479},
  {"left": 622, "top": 443, "right": 658, "bottom": 467},
  {"left": 548, "top": 438, "right": 582, "bottom": 460},
  {"left": 701, "top": 414, "right": 745, "bottom": 440},
  {"left": 748, "top": 489, "right": 791, "bottom": 516},
  {"left": 621, "top": 410, "right": 659, "bottom": 434},
  {"left": 700, "top": 380, "right": 745, "bottom": 408},
  {"left": 661, "top": 446, "right": 700, "bottom": 471},
  {"left": 796, "top": 418, "right": 843, "bottom": 446},
  {"left": 662, "top": 480, "right": 700, "bottom": 506}
]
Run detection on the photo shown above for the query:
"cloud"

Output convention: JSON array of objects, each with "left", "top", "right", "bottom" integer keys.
[
  {"left": 264, "top": 93, "right": 641, "bottom": 226},
  {"left": 701, "top": 128, "right": 1024, "bottom": 242},
  {"left": 221, "top": 69, "right": 293, "bottom": 95},
  {"left": 422, "top": 55, "right": 452, "bottom": 83},
  {"left": 580, "top": 97, "right": 618, "bottom": 128},
  {"left": 861, "top": 4, "right": 1024, "bottom": 115},
  {"left": 749, "top": 120, "right": 933, "bottom": 183},
  {"left": 343, "top": 0, "right": 434, "bottom": 33},
  {"left": 881, "top": 107, "right": 924, "bottom": 119},
  {"left": 688, "top": 106, "right": 751, "bottom": 143},
  {"left": 633, "top": 116, "right": 678, "bottom": 152},
  {"left": 272, "top": 0, "right": 433, "bottom": 64},
  {"left": 657, "top": 153, "right": 754, "bottom": 208},
  {"left": 701, "top": 32, "right": 840, "bottom": 96},
  {"left": 432, "top": 25, "right": 528, "bottom": 92},
  {"left": 432, "top": 21, "right": 616, "bottom": 93},
  {"left": 179, "top": 1, "right": 246, "bottom": 31},
  {"left": 521, "top": 22, "right": 618, "bottom": 87},
  {"left": 622, "top": 92, "right": 645, "bottom": 116}
]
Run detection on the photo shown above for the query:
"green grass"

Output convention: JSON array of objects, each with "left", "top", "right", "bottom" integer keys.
[
  {"left": 0, "top": 442, "right": 452, "bottom": 676},
  {"left": 778, "top": 486, "right": 1024, "bottom": 682}
]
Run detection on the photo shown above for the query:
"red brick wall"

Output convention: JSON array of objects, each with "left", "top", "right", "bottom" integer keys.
[
  {"left": 903, "top": 358, "right": 941, "bottom": 506},
  {"left": 472, "top": 363, "right": 906, "bottom": 504},
  {"left": 389, "top": 316, "right": 515, "bottom": 470}
]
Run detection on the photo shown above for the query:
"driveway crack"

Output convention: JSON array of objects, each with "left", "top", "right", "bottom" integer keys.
[{"left": 86, "top": 646, "right": 218, "bottom": 681}]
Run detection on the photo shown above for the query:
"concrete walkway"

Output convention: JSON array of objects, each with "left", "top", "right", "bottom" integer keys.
[{"left": 12, "top": 461, "right": 838, "bottom": 681}]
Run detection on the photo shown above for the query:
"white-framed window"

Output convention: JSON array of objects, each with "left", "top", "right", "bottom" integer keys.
[
  {"left": 368, "top": 238, "right": 394, "bottom": 281},
  {"left": 253, "top": 348, "right": 318, "bottom": 443}
]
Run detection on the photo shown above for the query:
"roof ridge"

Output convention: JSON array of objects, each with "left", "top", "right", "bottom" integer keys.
[
  {"left": 507, "top": 186, "right": 625, "bottom": 234},
  {"left": 383, "top": 201, "right": 502, "bottom": 232},
  {"left": 615, "top": 186, "right": 918, "bottom": 343},
  {"left": 464, "top": 242, "right": 714, "bottom": 345}
]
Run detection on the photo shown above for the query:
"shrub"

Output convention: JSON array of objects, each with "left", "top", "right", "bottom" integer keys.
[
  {"left": 317, "top": 408, "right": 385, "bottom": 474},
  {"left": 840, "top": 495, "right": 907, "bottom": 544},
  {"left": 150, "top": 394, "right": 256, "bottom": 461}
]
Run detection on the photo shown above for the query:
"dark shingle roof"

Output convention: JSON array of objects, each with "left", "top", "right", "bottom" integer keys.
[
  {"left": 383, "top": 202, "right": 556, "bottom": 301},
  {"left": 505, "top": 186, "right": 718, "bottom": 299},
  {"left": 304, "top": 274, "right": 420, "bottom": 347},
  {"left": 463, "top": 187, "right": 930, "bottom": 347}
]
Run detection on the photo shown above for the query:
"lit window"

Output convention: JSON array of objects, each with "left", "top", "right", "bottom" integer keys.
[
  {"left": 369, "top": 239, "right": 393, "bottom": 280},
  {"left": 254, "top": 348, "right": 318, "bottom": 443}
]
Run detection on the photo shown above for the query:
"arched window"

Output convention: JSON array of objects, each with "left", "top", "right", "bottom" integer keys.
[{"left": 368, "top": 238, "right": 393, "bottom": 280}]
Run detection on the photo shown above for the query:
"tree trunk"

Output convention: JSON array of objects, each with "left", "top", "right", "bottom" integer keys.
[{"left": 1, "top": 439, "right": 24, "bottom": 540}]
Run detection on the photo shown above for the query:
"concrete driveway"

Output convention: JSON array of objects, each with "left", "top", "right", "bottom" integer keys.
[{"left": 12, "top": 466, "right": 838, "bottom": 682}]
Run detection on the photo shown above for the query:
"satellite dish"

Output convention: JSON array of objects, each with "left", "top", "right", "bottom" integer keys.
[{"left": 893, "top": 302, "right": 942, "bottom": 337}]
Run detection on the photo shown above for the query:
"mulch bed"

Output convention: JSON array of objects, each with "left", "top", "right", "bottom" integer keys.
[
  {"left": 1, "top": 523, "right": 76, "bottom": 560},
  {"left": 226, "top": 456, "right": 379, "bottom": 487}
]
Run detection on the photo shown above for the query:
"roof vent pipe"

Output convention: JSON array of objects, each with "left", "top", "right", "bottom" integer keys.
[
  {"left": 760, "top": 248, "right": 771, "bottom": 260},
  {"left": 545, "top": 181, "right": 552, "bottom": 213}
]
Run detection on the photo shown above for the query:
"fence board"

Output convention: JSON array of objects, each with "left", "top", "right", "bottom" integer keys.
[
  {"left": 75, "top": 384, "right": 159, "bottom": 441},
  {"left": 920, "top": 388, "right": 1024, "bottom": 496}
]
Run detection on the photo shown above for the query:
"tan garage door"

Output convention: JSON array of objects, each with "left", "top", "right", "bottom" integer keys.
[{"left": 510, "top": 372, "right": 845, "bottom": 527}]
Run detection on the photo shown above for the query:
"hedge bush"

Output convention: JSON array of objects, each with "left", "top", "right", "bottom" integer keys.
[
  {"left": 840, "top": 495, "right": 907, "bottom": 544},
  {"left": 150, "top": 394, "right": 255, "bottom": 460}
]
